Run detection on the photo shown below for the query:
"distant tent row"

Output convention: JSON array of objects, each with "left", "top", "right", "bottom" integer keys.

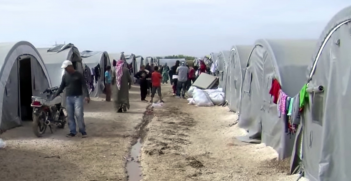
[{"left": 212, "top": 6, "right": 351, "bottom": 181}]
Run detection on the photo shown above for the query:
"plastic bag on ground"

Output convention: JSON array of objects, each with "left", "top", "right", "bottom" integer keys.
[
  {"left": 151, "top": 102, "right": 163, "bottom": 108},
  {"left": 193, "top": 89, "right": 214, "bottom": 107},
  {"left": 0, "top": 139, "right": 6, "bottom": 148},
  {"left": 187, "top": 98, "right": 195, "bottom": 105}
]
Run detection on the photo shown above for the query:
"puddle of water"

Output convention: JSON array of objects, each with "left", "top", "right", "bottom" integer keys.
[{"left": 126, "top": 138, "right": 142, "bottom": 181}]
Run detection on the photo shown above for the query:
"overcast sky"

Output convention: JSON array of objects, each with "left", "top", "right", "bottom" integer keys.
[{"left": 0, "top": 0, "right": 349, "bottom": 56}]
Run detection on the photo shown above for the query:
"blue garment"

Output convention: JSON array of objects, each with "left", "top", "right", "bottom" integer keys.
[
  {"left": 66, "top": 96, "right": 86, "bottom": 135},
  {"left": 105, "top": 71, "right": 112, "bottom": 84}
]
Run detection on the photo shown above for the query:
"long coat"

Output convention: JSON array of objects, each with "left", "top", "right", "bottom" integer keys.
[{"left": 112, "top": 67, "right": 132, "bottom": 110}]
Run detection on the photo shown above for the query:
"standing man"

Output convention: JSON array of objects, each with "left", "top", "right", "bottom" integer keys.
[
  {"left": 104, "top": 66, "right": 112, "bottom": 102},
  {"left": 56, "top": 60, "right": 90, "bottom": 138},
  {"left": 135, "top": 65, "right": 149, "bottom": 102},
  {"left": 170, "top": 60, "right": 180, "bottom": 96},
  {"left": 176, "top": 62, "right": 189, "bottom": 98}
]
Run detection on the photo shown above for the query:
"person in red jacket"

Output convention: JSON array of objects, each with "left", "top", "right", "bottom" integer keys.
[
  {"left": 199, "top": 60, "right": 206, "bottom": 74},
  {"left": 150, "top": 66, "right": 164, "bottom": 103}
]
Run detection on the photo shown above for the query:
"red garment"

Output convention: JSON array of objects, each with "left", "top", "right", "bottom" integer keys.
[
  {"left": 269, "top": 79, "right": 281, "bottom": 104},
  {"left": 151, "top": 71, "right": 162, "bottom": 87},
  {"left": 188, "top": 68, "right": 195, "bottom": 79},
  {"left": 199, "top": 61, "right": 206, "bottom": 74}
]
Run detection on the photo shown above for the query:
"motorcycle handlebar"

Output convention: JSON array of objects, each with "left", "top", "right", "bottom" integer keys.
[{"left": 43, "top": 86, "right": 59, "bottom": 94}]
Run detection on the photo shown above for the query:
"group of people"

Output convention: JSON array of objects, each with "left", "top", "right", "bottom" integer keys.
[
  {"left": 56, "top": 58, "right": 207, "bottom": 138},
  {"left": 167, "top": 60, "right": 207, "bottom": 98},
  {"left": 134, "top": 64, "right": 164, "bottom": 103}
]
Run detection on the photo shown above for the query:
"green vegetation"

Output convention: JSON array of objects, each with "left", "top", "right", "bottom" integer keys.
[{"left": 156, "top": 55, "right": 195, "bottom": 60}]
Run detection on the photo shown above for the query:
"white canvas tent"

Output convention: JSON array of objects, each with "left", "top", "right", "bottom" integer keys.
[
  {"left": 290, "top": 6, "right": 351, "bottom": 181},
  {"left": 81, "top": 51, "right": 111, "bottom": 97},
  {"left": 225, "top": 45, "right": 252, "bottom": 113},
  {"left": 216, "top": 51, "right": 230, "bottom": 88},
  {"left": 37, "top": 43, "right": 84, "bottom": 107},
  {"left": 0, "top": 41, "right": 51, "bottom": 130},
  {"left": 238, "top": 39, "right": 317, "bottom": 152}
]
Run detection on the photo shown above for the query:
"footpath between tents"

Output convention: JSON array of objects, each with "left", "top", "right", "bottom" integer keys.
[{"left": 140, "top": 86, "right": 307, "bottom": 181}]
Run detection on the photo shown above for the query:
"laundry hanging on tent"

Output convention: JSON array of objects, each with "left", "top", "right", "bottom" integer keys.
[
  {"left": 291, "top": 93, "right": 301, "bottom": 125},
  {"left": 299, "top": 84, "right": 309, "bottom": 111},
  {"left": 269, "top": 79, "right": 281, "bottom": 104},
  {"left": 277, "top": 90, "right": 287, "bottom": 117}
]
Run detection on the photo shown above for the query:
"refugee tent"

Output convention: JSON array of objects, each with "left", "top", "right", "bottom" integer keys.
[
  {"left": 216, "top": 51, "right": 230, "bottom": 89},
  {"left": 81, "top": 50, "right": 111, "bottom": 97},
  {"left": 108, "top": 53, "right": 122, "bottom": 63},
  {"left": 37, "top": 43, "right": 84, "bottom": 107},
  {"left": 134, "top": 56, "right": 143, "bottom": 74},
  {"left": 0, "top": 41, "right": 51, "bottom": 131},
  {"left": 289, "top": 6, "right": 351, "bottom": 181},
  {"left": 238, "top": 39, "right": 317, "bottom": 150},
  {"left": 225, "top": 45, "right": 252, "bottom": 113}
]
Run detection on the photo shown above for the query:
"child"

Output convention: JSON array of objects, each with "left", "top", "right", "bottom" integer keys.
[{"left": 150, "top": 66, "right": 164, "bottom": 103}]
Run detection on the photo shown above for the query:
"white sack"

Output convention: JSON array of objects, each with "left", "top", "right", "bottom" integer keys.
[
  {"left": 193, "top": 89, "right": 214, "bottom": 107},
  {"left": 208, "top": 91, "right": 225, "bottom": 105},
  {"left": 187, "top": 86, "right": 197, "bottom": 97}
]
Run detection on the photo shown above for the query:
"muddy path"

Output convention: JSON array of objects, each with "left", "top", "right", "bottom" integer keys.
[
  {"left": 0, "top": 86, "right": 147, "bottom": 181},
  {"left": 140, "top": 93, "right": 302, "bottom": 181}
]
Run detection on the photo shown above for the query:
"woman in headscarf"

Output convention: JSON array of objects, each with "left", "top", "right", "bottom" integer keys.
[
  {"left": 162, "top": 63, "right": 170, "bottom": 84},
  {"left": 112, "top": 60, "right": 132, "bottom": 113}
]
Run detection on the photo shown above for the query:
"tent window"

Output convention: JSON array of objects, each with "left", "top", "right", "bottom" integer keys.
[{"left": 310, "top": 86, "right": 325, "bottom": 126}]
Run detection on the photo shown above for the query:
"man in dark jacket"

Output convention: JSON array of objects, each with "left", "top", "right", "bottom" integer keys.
[{"left": 56, "top": 60, "right": 90, "bottom": 138}]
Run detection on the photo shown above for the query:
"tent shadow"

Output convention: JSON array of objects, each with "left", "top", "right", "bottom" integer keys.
[{"left": 0, "top": 148, "right": 79, "bottom": 180}]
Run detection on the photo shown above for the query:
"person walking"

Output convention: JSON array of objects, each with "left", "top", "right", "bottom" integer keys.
[
  {"left": 55, "top": 60, "right": 90, "bottom": 138},
  {"left": 150, "top": 66, "right": 164, "bottom": 103},
  {"left": 104, "top": 66, "right": 112, "bottom": 101},
  {"left": 112, "top": 60, "right": 132, "bottom": 113},
  {"left": 186, "top": 65, "right": 196, "bottom": 90},
  {"left": 176, "top": 62, "right": 189, "bottom": 98},
  {"left": 170, "top": 60, "right": 180, "bottom": 96},
  {"left": 135, "top": 65, "right": 149, "bottom": 102},
  {"left": 162, "top": 63, "right": 170, "bottom": 84}
]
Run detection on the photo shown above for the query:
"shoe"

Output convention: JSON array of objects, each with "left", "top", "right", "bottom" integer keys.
[
  {"left": 117, "top": 108, "right": 122, "bottom": 113},
  {"left": 82, "top": 133, "right": 88, "bottom": 138},
  {"left": 66, "top": 133, "right": 75, "bottom": 137}
]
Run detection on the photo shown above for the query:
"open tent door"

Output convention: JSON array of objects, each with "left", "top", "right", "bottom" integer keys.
[{"left": 19, "top": 57, "right": 33, "bottom": 121}]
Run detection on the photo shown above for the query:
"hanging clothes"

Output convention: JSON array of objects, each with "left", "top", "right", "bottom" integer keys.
[
  {"left": 284, "top": 97, "right": 291, "bottom": 133},
  {"left": 291, "top": 93, "right": 301, "bottom": 125},
  {"left": 277, "top": 90, "right": 287, "bottom": 117},
  {"left": 287, "top": 97, "right": 294, "bottom": 116},
  {"left": 269, "top": 79, "right": 281, "bottom": 104},
  {"left": 299, "top": 84, "right": 309, "bottom": 110}
]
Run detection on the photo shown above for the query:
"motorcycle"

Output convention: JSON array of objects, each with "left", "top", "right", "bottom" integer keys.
[{"left": 31, "top": 87, "right": 67, "bottom": 137}]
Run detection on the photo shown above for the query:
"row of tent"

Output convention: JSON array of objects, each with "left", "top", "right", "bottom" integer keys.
[
  {"left": 209, "top": 6, "right": 351, "bottom": 181},
  {"left": 0, "top": 42, "right": 161, "bottom": 132}
]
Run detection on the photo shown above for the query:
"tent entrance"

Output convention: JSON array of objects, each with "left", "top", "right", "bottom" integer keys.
[{"left": 19, "top": 58, "right": 33, "bottom": 121}]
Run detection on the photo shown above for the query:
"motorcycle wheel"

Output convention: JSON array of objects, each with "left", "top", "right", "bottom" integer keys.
[
  {"left": 32, "top": 113, "right": 47, "bottom": 137},
  {"left": 57, "top": 117, "right": 67, "bottom": 129}
]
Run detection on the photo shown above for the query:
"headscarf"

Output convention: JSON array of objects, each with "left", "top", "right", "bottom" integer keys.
[
  {"left": 112, "top": 59, "right": 117, "bottom": 67},
  {"left": 115, "top": 60, "right": 124, "bottom": 90}
]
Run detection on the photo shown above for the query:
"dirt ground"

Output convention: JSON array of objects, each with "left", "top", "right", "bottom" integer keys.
[
  {"left": 141, "top": 85, "right": 306, "bottom": 181},
  {"left": 0, "top": 86, "right": 147, "bottom": 181}
]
